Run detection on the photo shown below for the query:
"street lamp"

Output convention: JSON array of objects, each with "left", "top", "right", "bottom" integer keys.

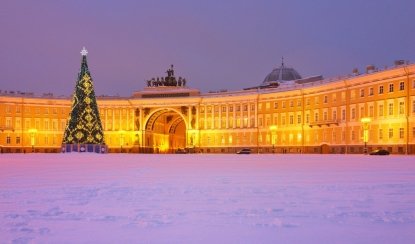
[
  {"left": 269, "top": 125, "right": 277, "bottom": 154},
  {"left": 360, "top": 117, "right": 371, "bottom": 154},
  {"left": 28, "top": 129, "right": 37, "bottom": 153},
  {"left": 119, "top": 130, "right": 125, "bottom": 153}
]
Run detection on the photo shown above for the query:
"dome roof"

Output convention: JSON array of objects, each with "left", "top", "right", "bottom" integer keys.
[{"left": 262, "top": 62, "right": 302, "bottom": 85}]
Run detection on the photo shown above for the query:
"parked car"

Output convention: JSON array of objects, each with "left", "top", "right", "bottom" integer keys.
[
  {"left": 175, "top": 148, "right": 188, "bottom": 154},
  {"left": 369, "top": 149, "right": 390, "bottom": 155},
  {"left": 237, "top": 148, "right": 251, "bottom": 154}
]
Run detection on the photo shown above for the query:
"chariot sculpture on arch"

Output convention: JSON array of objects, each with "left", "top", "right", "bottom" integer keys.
[{"left": 146, "top": 64, "right": 188, "bottom": 87}]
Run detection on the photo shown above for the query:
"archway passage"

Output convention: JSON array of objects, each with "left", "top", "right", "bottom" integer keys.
[{"left": 144, "top": 109, "right": 186, "bottom": 153}]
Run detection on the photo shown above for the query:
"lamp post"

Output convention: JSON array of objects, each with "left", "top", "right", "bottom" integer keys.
[
  {"left": 360, "top": 117, "right": 371, "bottom": 154},
  {"left": 269, "top": 125, "right": 277, "bottom": 154},
  {"left": 119, "top": 130, "right": 125, "bottom": 153},
  {"left": 28, "top": 129, "right": 37, "bottom": 153}
]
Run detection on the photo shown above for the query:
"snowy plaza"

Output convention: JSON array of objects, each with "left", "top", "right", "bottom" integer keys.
[{"left": 1, "top": 154, "right": 415, "bottom": 243}]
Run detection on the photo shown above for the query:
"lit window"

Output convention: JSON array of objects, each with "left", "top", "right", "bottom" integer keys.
[
  {"left": 389, "top": 128, "right": 393, "bottom": 139},
  {"left": 379, "top": 104, "right": 384, "bottom": 116},
  {"left": 399, "top": 102, "right": 404, "bottom": 115},
  {"left": 388, "top": 103, "right": 394, "bottom": 116}
]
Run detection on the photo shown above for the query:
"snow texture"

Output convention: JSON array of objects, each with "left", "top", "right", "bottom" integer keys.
[{"left": 1, "top": 154, "right": 415, "bottom": 243}]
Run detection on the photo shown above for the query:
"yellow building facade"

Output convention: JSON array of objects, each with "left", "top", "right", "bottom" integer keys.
[{"left": 1, "top": 62, "right": 414, "bottom": 154}]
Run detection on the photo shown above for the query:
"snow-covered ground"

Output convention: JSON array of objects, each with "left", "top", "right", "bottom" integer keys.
[{"left": 1, "top": 154, "right": 415, "bottom": 243}]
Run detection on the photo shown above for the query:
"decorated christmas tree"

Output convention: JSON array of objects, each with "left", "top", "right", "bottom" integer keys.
[{"left": 62, "top": 47, "right": 105, "bottom": 149}]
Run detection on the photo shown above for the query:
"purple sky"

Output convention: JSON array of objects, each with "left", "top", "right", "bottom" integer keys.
[{"left": 1, "top": 0, "right": 414, "bottom": 97}]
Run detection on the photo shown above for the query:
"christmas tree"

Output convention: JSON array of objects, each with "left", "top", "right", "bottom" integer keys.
[{"left": 62, "top": 47, "right": 105, "bottom": 148}]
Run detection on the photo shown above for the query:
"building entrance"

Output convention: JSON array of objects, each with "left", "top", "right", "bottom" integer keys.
[{"left": 143, "top": 109, "right": 186, "bottom": 153}]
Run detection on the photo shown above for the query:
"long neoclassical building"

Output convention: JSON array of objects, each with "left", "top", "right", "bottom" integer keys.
[{"left": 1, "top": 52, "right": 414, "bottom": 154}]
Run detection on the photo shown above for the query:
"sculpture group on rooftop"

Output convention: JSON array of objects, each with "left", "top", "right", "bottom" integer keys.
[{"left": 146, "top": 65, "right": 187, "bottom": 87}]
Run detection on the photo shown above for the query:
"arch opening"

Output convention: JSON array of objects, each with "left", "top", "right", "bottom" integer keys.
[{"left": 144, "top": 109, "right": 186, "bottom": 153}]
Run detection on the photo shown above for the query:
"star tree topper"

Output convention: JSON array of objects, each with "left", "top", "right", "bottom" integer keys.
[{"left": 80, "top": 47, "right": 88, "bottom": 56}]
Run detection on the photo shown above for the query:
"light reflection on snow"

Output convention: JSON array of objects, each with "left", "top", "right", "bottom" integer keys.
[{"left": 1, "top": 154, "right": 415, "bottom": 243}]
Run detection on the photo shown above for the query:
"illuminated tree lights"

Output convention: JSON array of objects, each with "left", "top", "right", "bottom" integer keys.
[{"left": 62, "top": 48, "right": 105, "bottom": 146}]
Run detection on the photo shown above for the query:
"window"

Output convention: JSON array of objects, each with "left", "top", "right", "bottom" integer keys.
[
  {"left": 369, "top": 106, "right": 374, "bottom": 117},
  {"left": 342, "top": 109, "right": 346, "bottom": 121},
  {"left": 388, "top": 103, "right": 394, "bottom": 116},
  {"left": 306, "top": 99, "right": 310, "bottom": 106},
  {"left": 16, "top": 137, "right": 20, "bottom": 144},
  {"left": 222, "top": 106, "right": 226, "bottom": 112},
  {"left": 351, "top": 108, "right": 356, "bottom": 119},
  {"left": 399, "top": 128, "right": 404, "bottom": 139},
  {"left": 379, "top": 85, "right": 384, "bottom": 94},
  {"left": 360, "top": 107, "right": 364, "bottom": 118},
  {"left": 6, "top": 136, "right": 11, "bottom": 144},
  {"left": 379, "top": 129, "right": 383, "bottom": 140},
  {"left": 281, "top": 116, "right": 285, "bottom": 125},
  {"left": 282, "top": 102, "right": 286, "bottom": 108},
  {"left": 379, "top": 104, "right": 384, "bottom": 116},
  {"left": 297, "top": 115, "right": 301, "bottom": 124},
  {"left": 229, "top": 106, "right": 233, "bottom": 112},
  {"left": 274, "top": 102, "right": 278, "bottom": 109},
  {"left": 16, "top": 106, "right": 21, "bottom": 113},
  {"left": 290, "top": 101, "right": 294, "bottom": 107},
  {"left": 324, "top": 96, "right": 328, "bottom": 103},
  {"left": 323, "top": 111, "right": 328, "bottom": 121},
  {"left": 200, "top": 107, "right": 205, "bottom": 113},
  {"left": 265, "top": 103, "right": 270, "bottom": 110},
  {"left": 314, "top": 112, "right": 319, "bottom": 122},
  {"left": 351, "top": 131, "right": 355, "bottom": 141},
  {"left": 289, "top": 115, "right": 294, "bottom": 124},
  {"left": 369, "top": 87, "right": 374, "bottom": 96},
  {"left": 389, "top": 128, "right": 393, "bottom": 139},
  {"left": 236, "top": 106, "right": 240, "bottom": 112},
  {"left": 399, "top": 81, "right": 405, "bottom": 91},
  {"left": 333, "top": 110, "right": 337, "bottom": 121},
  {"left": 389, "top": 84, "right": 394, "bottom": 92},
  {"left": 306, "top": 114, "right": 310, "bottom": 123},
  {"left": 360, "top": 89, "right": 364, "bottom": 97},
  {"left": 413, "top": 100, "right": 415, "bottom": 113},
  {"left": 45, "top": 108, "right": 49, "bottom": 114},
  {"left": 399, "top": 102, "right": 404, "bottom": 115},
  {"left": 44, "top": 120, "right": 49, "bottom": 130},
  {"left": 251, "top": 104, "right": 255, "bottom": 111},
  {"left": 297, "top": 100, "right": 302, "bottom": 107}
]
